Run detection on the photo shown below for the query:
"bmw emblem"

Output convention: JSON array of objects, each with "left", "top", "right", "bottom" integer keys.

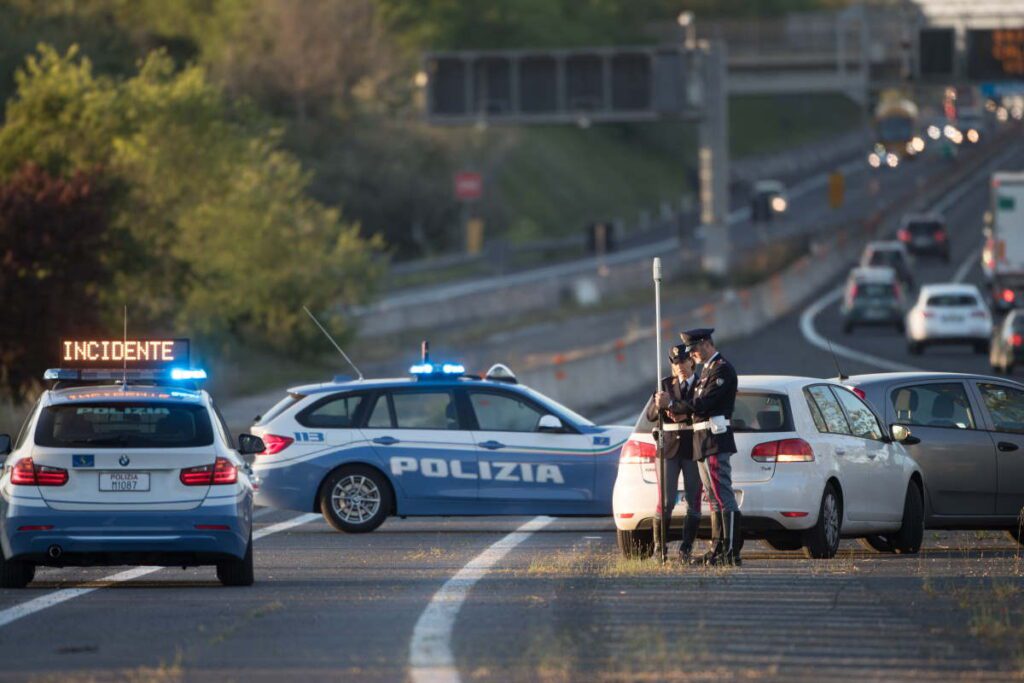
[{"left": 119, "top": 455, "right": 130, "bottom": 467}]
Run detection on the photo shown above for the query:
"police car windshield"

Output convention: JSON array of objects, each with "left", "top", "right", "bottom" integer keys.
[
  {"left": 634, "top": 392, "right": 792, "bottom": 434},
  {"left": 35, "top": 402, "right": 214, "bottom": 449}
]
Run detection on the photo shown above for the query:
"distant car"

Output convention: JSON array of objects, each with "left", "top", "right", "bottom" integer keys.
[
  {"left": 840, "top": 266, "right": 906, "bottom": 333},
  {"left": 990, "top": 310, "right": 1024, "bottom": 374},
  {"left": 842, "top": 372, "right": 1024, "bottom": 549},
  {"left": 897, "top": 213, "right": 950, "bottom": 262},
  {"left": 860, "top": 241, "right": 915, "bottom": 291},
  {"left": 750, "top": 179, "right": 788, "bottom": 222},
  {"left": 906, "top": 284, "right": 993, "bottom": 355},
  {"left": 252, "top": 360, "right": 632, "bottom": 532},
  {"left": 612, "top": 376, "right": 923, "bottom": 560}
]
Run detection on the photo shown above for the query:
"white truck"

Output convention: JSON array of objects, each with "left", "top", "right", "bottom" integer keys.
[{"left": 985, "top": 172, "right": 1024, "bottom": 311}]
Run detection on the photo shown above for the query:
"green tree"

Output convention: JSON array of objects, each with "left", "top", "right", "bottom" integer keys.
[{"left": 0, "top": 45, "right": 382, "bottom": 360}]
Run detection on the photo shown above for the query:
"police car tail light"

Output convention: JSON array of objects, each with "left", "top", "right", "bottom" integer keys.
[
  {"left": 751, "top": 439, "right": 814, "bottom": 463},
  {"left": 180, "top": 457, "right": 237, "bottom": 486},
  {"left": 10, "top": 457, "right": 68, "bottom": 486},
  {"left": 1012, "top": 334, "right": 1023, "bottom": 347},
  {"left": 259, "top": 434, "right": 294, "bottom": 456},
  {"left": 619, "top": 439, "right": 656, "bottom": 464}
]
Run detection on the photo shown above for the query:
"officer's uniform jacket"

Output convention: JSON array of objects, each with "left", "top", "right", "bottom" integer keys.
[
  {"left": 669, "top": 353, "right": 738, "bottom": 459},
  {"left": 646, "top": 375, "right": 696, "bottom": 461}
]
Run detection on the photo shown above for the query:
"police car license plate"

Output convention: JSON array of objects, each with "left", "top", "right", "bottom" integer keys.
[{"left": 99, "top": 472, "right": 150, "bottom": 492}]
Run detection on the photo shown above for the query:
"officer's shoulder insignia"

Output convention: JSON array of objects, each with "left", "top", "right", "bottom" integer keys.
[{"left": 716, "top": 378, "right": 724, "bottom": 386}]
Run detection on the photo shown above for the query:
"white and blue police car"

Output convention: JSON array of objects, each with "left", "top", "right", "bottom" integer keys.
[
  {"left": 251, "top": 359, "right": 632, "bottom": 532},
  {"left": 0, "top": 339, "right": 263, "bottom": 588}
]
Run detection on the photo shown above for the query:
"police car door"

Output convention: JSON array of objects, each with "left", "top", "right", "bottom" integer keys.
[
  {"left": 463, "top": 388, "right": 595, "bottom": 511},
  {"left": 360, "top": 388, "right": 477, "bottom": 503}
]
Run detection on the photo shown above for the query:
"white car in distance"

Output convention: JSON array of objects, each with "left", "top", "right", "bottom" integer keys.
[
  {"left": 612, "top": 376, "right": 924, "bottom": 560},
  {"left": 906, "top": 284, "right": 993, "bottom": 355}
]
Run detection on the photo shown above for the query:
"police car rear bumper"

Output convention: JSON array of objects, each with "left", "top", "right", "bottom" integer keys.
[{"left": 2, "top": 503, "right": 251, "bottom": 565}]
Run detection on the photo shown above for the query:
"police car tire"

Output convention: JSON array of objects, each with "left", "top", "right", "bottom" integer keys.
[
  {"left": 888, "top": 484, "right": 924, "bottom": 555},
  {"left": 802, "top": 483, "right": 841, "bottom": 559},
  {"left": 762, "top": 533, "right": 803, "bottom": 551},
  {"left": 0, "top": 555, "right": 35, "bottom": 589},
  {"left": 319, "top": 465, "right": 392, "bottom": 534},
  {"left": 616, "top": 529, "right": 654, "bottom": 559},
  {"left": 216, "top": 536, "right": 254, "bottom": 587}
]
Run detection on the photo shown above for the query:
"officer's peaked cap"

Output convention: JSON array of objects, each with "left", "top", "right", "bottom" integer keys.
[
  {"left": 680, "top": 327, "right": 714, "bottom": 352},
  {"left": 668, "top": 343, "right": 689, "bottom": 363}
]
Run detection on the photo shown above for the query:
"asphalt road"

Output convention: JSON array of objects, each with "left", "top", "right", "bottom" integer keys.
[{"left": 2, "top": 141, "right": 1023, "bottom": 682}]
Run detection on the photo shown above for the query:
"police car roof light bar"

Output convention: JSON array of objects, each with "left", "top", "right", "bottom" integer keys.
[{"left": 303, "top": 306, "right": 364, "bottom": 381}]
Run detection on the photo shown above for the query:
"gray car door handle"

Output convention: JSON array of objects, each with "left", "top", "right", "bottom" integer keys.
[
  {"left": 998, "top": 441, "right": 1019, "bottom": 452},
  {"left": 372, "top": 436, "right": 400, "bottom": 446}
]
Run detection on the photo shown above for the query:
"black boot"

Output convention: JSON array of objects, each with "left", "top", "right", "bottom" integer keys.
[
  {"left": 715, "top": 510, "right": 744, "bottom": 567},
  {"left": 699, "top": 511, "right": 724, "bottom": 565},
  {"left": 678, "top": 516, "right": 701, "bottom": 563}
]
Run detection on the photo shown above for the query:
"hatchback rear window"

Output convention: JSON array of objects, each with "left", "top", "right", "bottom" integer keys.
[
  {"left": 926, "top": 294, "right": 980, "bottom": 307},
  {"left": 36, "top": 403, "right": 214, "bottom": 448},
  {"left": 633, "top": 392, "right": 792, "bottom": 434}
]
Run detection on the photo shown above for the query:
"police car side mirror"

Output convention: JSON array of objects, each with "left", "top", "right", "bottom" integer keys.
[
  {"left": 537, "top": 415, "right": 565, "bottom": 433},
  {"left": 237, "top": 433, "right": 266, "bottom": 456},
  {"left": 0, "top": 434, "right": 10, "bottom": 456}
]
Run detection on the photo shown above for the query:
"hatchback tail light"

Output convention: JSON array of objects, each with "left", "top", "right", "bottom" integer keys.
[
  {"left": 1002, "top": 289, "right": 1016, "bottom": 304},
  {"left": 897, "top": 229, "right": 910, "bottom": 242},
  {"left": 259, "top": 434, "right": 294, "bottom": 456},
  {"left": 1012, "top": 334, "right": 1023, "bottom": 347},
  {"left": 619, "top": 439, "right": 657, "bottom": 464},
  {"left": 10, "top": 457, "right": 68, "bottom": 486},
  {"left": 751, "top": 438, "right": 815, "bottom": 463},
  {"left": 180, "top": 457, "right": 238, "bottom": 486}
]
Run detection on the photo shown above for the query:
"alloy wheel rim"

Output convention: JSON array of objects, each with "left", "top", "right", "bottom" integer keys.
[
  {"left": 331, "top": 475, "right": 381, "bottom": 524},
  {"left": 823, "top": 493, "right": 839, "bottom": 549}
]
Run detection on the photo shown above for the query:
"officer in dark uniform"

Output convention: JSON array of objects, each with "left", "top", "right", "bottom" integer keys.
[
  {"left": 663, "top": 328, "right": 743, "bottom": 566},
  {"left": 650, "top": 344, "right": 704, "bottom": 562}
]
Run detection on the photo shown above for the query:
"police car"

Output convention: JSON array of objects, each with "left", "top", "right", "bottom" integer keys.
[
  {"left": 251, "top": 358, "right": 632, "bottom": 532},
  {"left": 0, "top": 339, "right": 263, "bottom": 588},
  {"left": 613, "top": 376, "right": 924, "bottom": 559}
]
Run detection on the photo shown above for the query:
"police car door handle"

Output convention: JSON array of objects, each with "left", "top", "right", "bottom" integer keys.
[
  {"left": 373, "top": 436, "right": 400, "bottom": 446},
  {"left": 479, "top": 440, "right": 505, "bottom": 450}
]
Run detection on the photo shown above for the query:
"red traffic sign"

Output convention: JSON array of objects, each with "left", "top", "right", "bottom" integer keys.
[{"left": 454, "top": 171, "right": 482, "bottom": 201}]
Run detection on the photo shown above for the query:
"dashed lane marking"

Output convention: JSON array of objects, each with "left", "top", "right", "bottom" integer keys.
[
  {"left": 409, "top": 515, "right": 555, "bottom": 683},
  {"left": 0, "top": 512, "right": 320, "bottom": 629}
]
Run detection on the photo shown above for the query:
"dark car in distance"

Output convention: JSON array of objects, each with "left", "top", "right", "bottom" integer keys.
[
  {"left": 842, "top": 372, "right": 1024, "bottom": 550},
  {"left": 897, "top": 213, "right": 951, "bottom": 262}
]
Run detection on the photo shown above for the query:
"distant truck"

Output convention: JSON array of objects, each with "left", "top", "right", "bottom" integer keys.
[
  {"left": 985, "top": 172, "right": 1024, "bottom": 311},
  {"left": 871, "top": 90, "right": 920, "bottom": 167}
]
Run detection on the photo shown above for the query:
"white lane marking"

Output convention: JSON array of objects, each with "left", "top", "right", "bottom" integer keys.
[
  {"left": 799, "top": 287, "right": 922, "bottom": 372},
  {"left": 0, "top": 512, "right": 321, "bottom": 629},
  {"left": 954, "top": 245, "right": 983, "bottom": 283},
  {"left": 409, "top": 515, "right": 555, "bottom": 683}
]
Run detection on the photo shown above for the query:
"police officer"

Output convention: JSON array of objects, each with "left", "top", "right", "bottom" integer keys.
[
  {"left": 663, "top": 328, "right": 743, "bottom": 566},
  {"left": 651, "top": 344, "right": 704, "bottom": 563}
]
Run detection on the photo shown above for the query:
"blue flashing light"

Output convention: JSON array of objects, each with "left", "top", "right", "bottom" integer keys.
[
  {"left": 409, "top": 362, "right": 466, "bottom": 378},
  {"left": 409, "top": 363, "right": 434, "bottom": 375},
  {"left": 170, "top": 368, "right": 207, "bottom": 381},
  {"left": 442, "top": 363, "right": 466, "bottom": 374},
  {"left": 44, "top": 368, "right": 80, "bottom": 381}
]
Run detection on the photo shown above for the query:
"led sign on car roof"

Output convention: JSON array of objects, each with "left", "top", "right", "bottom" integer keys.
[{"left": 61, "top": 339, "right": 189, "bottom": 367}]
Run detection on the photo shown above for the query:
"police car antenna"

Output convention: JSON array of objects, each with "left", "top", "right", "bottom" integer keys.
[
  {"left": 827, "top": 339, "right": 848, "bottom": 381},
  {"left": 302, "top": 306, "right": 364, "bottom": 381}
]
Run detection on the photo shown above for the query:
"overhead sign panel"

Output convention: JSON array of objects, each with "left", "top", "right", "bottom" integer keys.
[
  {"left": 918, "top": 28, "right": 955, "bottom": 79},
  {"left": 424, "top": 46, "right": 691, "bottom": 125},
  {"left": 967, "top": 28, "right": 1024, "bottom": 80}
]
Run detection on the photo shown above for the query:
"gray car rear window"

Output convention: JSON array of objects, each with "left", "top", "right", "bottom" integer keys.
[{"left": 634, "top": 392, "right": 792, "bottom": 434}]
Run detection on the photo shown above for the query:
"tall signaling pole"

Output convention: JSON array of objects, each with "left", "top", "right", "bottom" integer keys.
[
  {"left": 697, "top": 40, "right": 731, "bottom": 277},
  {"left": 653, "top": 258, "right": 668, "bottom": 563}
]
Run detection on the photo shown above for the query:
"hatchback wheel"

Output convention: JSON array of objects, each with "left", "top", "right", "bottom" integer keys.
[
  {"left": 889, "top": 484, "right": 924, "bottom": 554},
  {"left": 617, "top": 528, "right": 654, "bottom": 559},
  {"left": 320, "top": 465, "right": 392, "bottom": 533},
  {"left": 802, "top": 483, "right": 841, "bottom": 559}
]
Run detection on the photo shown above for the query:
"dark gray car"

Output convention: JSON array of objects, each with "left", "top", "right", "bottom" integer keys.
[{"left": 841, "top": 372, "right": 1024, "bottom": 549}]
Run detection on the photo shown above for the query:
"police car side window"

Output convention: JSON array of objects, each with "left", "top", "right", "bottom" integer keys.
[
  {"left": 469, "top": 391, "right": 546, "bottom": 432},
  {"left": 365, "top": 394, "right": 393, "bottom": 428},
  {"left": 212, "top": 404, "right": 235, "bottom": 448},
  {"left": 391, "top": 391, "right": 459, "bottom": 430},
  {"left": 14, "top": 400, "right": 42, "bottom": 450},
  {"left": 805, "top": 386, "right": 852, "bottom": 435},
  {"left": 299, "top": 393, "right": 370, "bottom": 429}
]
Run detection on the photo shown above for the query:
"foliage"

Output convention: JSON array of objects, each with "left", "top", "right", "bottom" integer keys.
[
  {"left": 0, "top": 163, "right": 113, "bottom": 400},
  {"left": 0, "top": 45, "right": 382, "bottom": 374}
]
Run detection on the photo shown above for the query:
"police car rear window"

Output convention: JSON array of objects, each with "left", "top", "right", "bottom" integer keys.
[
  {"left": 634, "top": 392, "right": 792, "bottom": 434},
  {"left": 35, "top": 403, "right": 214, "bottom": 448}
]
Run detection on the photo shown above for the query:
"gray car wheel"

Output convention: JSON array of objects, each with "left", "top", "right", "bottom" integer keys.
[{"left": 802, "top": 484, "right": 841, "bottom": 559}]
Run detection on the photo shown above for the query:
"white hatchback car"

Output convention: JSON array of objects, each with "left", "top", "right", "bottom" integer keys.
[
  {"left": 906, "top": 283, "right": 993, "bottom": 355},
  {"left": 612, "top": 376, "right": 924, "bottom": 559}
]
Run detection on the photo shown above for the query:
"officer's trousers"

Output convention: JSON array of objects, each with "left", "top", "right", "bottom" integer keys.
[
  {"left": 660, "top": 457, "right": 703, "bottom": 520},
  {"left": 698, "top": 452, "right": 739, "bottom": 513}
]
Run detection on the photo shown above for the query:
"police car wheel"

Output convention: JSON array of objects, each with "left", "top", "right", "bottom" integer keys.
[
  {"left": 802, "top": 483, "right": 841, "bottom": 559},
  {"left": 0, "top": 555, "right": 35, "bottom": 589},
  {"left": 320, "top": 466, "right": 391, "bottom": 533},
  {"left": 888, "top": 483, "right": 924, "bottom": 555},
  {"left": 216, "top": 535, "right": 254, "bottom": 586},
  {"left": 858, "top": 535, "right": 895, "bottom": 553},
  {"left": 616, "top": 529, "right": 654, "bottom": 559}
]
